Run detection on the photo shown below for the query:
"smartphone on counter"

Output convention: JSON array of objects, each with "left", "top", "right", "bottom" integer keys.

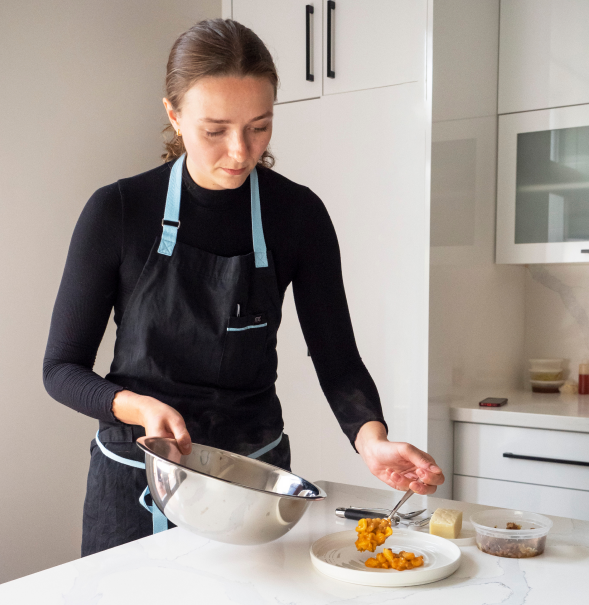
[{"left": 479, "top": 397, "right": 508, "bottom": 407}]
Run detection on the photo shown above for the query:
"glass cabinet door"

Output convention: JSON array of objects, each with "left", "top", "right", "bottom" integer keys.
[
  {"left": 497, "top": 103, "right": 589, "bottom": 263},
  {"left": 515, "top": 125, "right": 589, "bottom": 244}
]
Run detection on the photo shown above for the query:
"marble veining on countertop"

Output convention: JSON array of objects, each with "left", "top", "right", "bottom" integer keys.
[
  {"left": 0, "top": 480, "right": 586, "bottom": 604},
  {"left": 449, "top": 388, "right": 589, "bottom": 432}
]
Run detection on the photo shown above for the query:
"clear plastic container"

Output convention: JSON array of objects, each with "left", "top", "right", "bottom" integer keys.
[{"left": 470, "top": 509, "right": 552, "bottom": 558}]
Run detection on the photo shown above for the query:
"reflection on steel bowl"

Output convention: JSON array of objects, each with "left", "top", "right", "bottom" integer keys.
[{"left": 136, "top": 436, "right": 326, "bottom": 545}]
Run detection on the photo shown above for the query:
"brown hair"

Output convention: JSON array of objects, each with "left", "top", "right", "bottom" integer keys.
[{"left": 162, "top": 18, "right": 278, "bottom": 168}]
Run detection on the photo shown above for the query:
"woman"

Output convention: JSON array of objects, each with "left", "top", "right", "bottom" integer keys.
[{"left": 43, "top": 18, "right": 444, "bottom": 556}]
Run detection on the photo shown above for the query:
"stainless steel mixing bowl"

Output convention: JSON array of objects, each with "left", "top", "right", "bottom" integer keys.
[{"left": 136, "top": 436, "right": 326, "bottom": 545}]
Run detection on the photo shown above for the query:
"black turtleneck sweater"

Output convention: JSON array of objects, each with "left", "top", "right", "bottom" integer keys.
[{"left": 43, "top": 160, "right": 386, "bottom": 447}]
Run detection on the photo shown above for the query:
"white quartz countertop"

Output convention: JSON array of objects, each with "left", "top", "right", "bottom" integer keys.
[
  {"left": 1, "top": 480, "right": 587, "bottom": 604},
  {"left": 449, "top": 389, "right": 589, "bottom": 432}
]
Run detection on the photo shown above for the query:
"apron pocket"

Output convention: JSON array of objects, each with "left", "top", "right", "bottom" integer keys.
[{"left": 218, "top": 312, "right": 268, "bottom": 388}]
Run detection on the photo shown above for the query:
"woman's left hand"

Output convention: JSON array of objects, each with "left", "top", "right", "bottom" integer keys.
[{"left": 355, "top": 421, "right": 445, "bottom": 495}]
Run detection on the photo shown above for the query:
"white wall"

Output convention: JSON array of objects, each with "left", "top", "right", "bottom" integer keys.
[
  {"left": 0, "top": 0, "right": 221, "bottom": 583},
  {"left": 428, "top": 0, "right": 526, "bottom": 499}
]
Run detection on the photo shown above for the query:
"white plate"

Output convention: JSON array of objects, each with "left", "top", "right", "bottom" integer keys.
[{"left": 310, "top": 530, "right": 462, "bottom": 587}]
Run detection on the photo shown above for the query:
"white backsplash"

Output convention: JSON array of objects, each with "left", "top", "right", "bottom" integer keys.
[{"left": 525, "top": 264, "right": 589, "bottom": 384}]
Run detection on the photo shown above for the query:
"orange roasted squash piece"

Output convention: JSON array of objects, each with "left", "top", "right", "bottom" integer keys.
[
  {"left": 365, "top": 548, "right": 424, "bottom": 570},
  {"left": 355, "top": 518, "right": 393, "bottom": 552}
]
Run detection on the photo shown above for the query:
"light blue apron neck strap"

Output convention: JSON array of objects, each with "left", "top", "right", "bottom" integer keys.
[
  {"left": 95, "top": 430, "right": 168, "bottom": 534},
  {"left": 250, "top": 167, "right": 268, "bottom": 268},
  {"left": 158, "top": 157, "right": 267, "bottom": 267},
  {"left": 158, "top": 153, "right": 185, "bottom": 256}
]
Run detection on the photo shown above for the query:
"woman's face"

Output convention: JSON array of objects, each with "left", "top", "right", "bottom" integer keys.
[{"left": 163, "top": 76, "right": 274, "bottom": 190}]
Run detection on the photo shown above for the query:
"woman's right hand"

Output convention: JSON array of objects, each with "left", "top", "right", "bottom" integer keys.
[{"left": 112, "top": 389, "right": 192, "bottom": 455}]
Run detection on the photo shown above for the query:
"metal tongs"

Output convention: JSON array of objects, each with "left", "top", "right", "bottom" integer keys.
[
  {"left": 386, "top": 489, "right": 415, "bottom": 522},
  {"left": 336, "top": 489, "right": 427, "bottom": 526}
]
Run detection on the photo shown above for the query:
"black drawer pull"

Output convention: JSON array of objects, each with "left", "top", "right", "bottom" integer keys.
[
  {"left": 327, "top": 0, "right": 335, "bottom": 78},
  {"left": 503, "top": 452, "right": 589, "bottom": 467},
  {"left": 306, "top": 5, "right": 314, "bottom": 81}
]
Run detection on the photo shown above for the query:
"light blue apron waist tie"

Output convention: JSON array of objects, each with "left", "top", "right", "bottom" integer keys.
[
  {"left": 156, "top": 154, "right": 268, "bottom": 268},
  {"left": 95, "top": 429, "right": 283, "bottom": 534},
  {"left": 248, "top": 431, "right": 283, "bottom": 459},
  {"left": 95, "top": 430, "right": 168, "bottom": 534}
]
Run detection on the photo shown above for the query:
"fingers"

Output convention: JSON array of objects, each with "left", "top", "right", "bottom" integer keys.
[
  {"left": 388, "top": 471, "right": 413, "bottom": 491},
  {"left": 415, "top": 466, "right": 445, "bottom": 486},
  {"left": 142, "top": 399, "right": 192, "bottom": 455},
  {"left": 409, "top": 479, "right": 438, "bottom": 496},
  {"left": 169, "top": 417, "right": 192, "bottom": 455},
  {"left": 380, "top": 471, "right": 438, "bottom": 496},
  {"left": 399, "top": 443, "right": 444, "bottom": 486}
]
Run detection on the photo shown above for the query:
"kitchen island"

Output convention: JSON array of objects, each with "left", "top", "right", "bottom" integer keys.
[{"left": 1, "top": 480, "right": 586, "bottom": 604}]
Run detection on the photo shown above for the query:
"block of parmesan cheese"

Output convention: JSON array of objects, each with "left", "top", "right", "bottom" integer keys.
[{"left": 429, "top": 508, "right": 462, "bottom": 539}]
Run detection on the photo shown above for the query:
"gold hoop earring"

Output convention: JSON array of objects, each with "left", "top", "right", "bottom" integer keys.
[{"left": 177, "top": 128, "right": 181, "bottom": 137}]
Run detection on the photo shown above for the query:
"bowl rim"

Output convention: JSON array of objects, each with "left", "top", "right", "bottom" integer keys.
[{"left": 136, "top": 436, "right": 327, "bottom": 502}]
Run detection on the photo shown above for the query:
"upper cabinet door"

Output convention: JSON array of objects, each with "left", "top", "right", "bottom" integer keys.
[
  {"left": 499, "top": 0, "right": 589, "bottom": 114},
  {"left": 322, "top": 0, "right": 427, "bottom": 95},
  {"left": 233, "top": 1, "right": 323, "bottom": 104},
  {"left": 496, "top": 103, "right": 589, "bottom": 264}
]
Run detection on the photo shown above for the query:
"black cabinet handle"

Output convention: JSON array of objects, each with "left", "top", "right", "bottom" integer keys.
[
  {"left": 306, "top": 5, "right": 314, "bottom": 81},
  {"left": 503, "top": 452, "right": 589, "bottom": 467},
  {"left": 327, "top": 0, "right": 335, "bottom": 78}
]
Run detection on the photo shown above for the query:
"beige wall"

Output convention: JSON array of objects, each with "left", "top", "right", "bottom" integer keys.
[{"left": 0, "top": 0, "right": 221, "bottom": 583}]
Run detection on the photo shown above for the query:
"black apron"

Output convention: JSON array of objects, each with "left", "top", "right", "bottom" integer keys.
[{"left": 82, "top": 155, "right": 290, "bottom": 556}]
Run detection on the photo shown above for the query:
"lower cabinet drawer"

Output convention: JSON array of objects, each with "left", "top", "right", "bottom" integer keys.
[
  {"left": 454, "top": 474, "right": 589, "bottom": 521},
  {"left": 454, "top": 422, "right": 589, "bottom": 491}
]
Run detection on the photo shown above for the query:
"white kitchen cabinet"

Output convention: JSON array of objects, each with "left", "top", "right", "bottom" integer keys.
[
  {"left": 496, "top": 103, "right": 589, "bottom": 264},
  {"left": 454, "top": 422, "right": 589, "bottom": 491},
  {"left": 271, "top": 84, "right": 430, "bottom": 487},
  {"left": 232, "top": 1, "right": 322, "bottom": 104},
  {"left": 321, "top": 0, "right": 427, "bottom": 96},
  {"left": 228, "top": 1, "right": 427, "bottom": 102},
  {"left": 454, "top": 421, "right": 589, "bottom": 520},
  {"left": 499, "top": 0, "right": 589, "bottom": 114},
  {"left": 454, "top": 475, "right": 589, "bottom": 521},
  {"left": 318, "top": 82, "right": 430, "bottom": 484}
]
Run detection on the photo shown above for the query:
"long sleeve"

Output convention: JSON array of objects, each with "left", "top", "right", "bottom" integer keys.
[
  {"left": 43, "top": 183, "right": 125, "bottom": 423},
  {"left": 292, "top": 188, "right": 388, "bottom": 448}
]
